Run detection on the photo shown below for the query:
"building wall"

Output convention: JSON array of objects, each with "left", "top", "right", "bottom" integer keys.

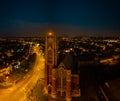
[
  {"left": 51, "top": 69, "right": 57, "bottom": 98},
  {"left": 66, "top": 70, "right": 72, "bottom": 101},
  {"left": 71, "top": 74, "right": 81, "bottom": 97}
]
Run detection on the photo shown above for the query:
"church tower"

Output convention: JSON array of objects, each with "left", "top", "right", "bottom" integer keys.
[
  {"left": 44, "top": 32, "right": 80, "bottom": 100},
  {"left": 44, "top": 32, "right": 57, "bottom": 94}
]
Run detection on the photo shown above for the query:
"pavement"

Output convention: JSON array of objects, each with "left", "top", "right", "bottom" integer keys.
[{"left": 102, "top": 78, "right": 120, "bottom": 101}]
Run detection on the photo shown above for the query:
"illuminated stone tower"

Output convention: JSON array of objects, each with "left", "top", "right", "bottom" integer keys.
[{"left": 44, "top": 32, "right": 57, "bottom": 94}]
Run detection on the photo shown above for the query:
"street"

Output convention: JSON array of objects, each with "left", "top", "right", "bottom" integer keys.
[{"left": 0, "top": 46, "right": 45, "bottom": 101}]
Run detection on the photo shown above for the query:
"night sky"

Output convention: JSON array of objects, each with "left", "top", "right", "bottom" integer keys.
[{"left": 0, "top": 0, "right": 120, "bottom": 37}]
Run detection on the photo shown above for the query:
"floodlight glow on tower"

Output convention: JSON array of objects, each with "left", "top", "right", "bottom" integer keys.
[{"left": 48, "top": 32, "right": 52, "bottom": 36}]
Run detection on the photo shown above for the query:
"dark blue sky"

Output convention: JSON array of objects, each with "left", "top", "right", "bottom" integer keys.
[{"left": 0, "top": 0, "right": 120, "bottom": 36}]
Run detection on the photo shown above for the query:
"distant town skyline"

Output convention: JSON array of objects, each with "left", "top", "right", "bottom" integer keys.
[{"left": 0, "top": 0, "right": 120, "bottom": 37}]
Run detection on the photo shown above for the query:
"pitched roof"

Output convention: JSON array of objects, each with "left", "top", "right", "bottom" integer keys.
[
  {"left": 58, "top": 53, "right": 78, "bottom": 74},
  {"left": 62, "top": 53, "right": 73, "bottom": 69}
]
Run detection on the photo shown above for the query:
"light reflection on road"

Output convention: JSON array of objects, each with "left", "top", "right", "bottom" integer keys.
[{"left": 0, "top": 46, "right": 45, "bottom": 101}]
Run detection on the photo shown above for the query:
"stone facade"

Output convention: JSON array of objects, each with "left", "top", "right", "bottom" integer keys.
[{"left": 44, "top": 32, "right": 80, "bottom": 100}]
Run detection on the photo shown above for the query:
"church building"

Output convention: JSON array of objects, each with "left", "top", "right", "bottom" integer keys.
[{"left": 44, "top": 32, "right": 80, "bottom": 101}]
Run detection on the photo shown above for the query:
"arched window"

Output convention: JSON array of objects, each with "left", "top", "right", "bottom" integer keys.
[{"left": 57, "top": 63, "right": 66, "bottom": 96}]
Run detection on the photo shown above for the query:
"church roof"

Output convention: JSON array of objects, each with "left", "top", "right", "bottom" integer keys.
[
  {"left": 62, "top": 54, "right": 73, "bottom": 69},
  {"left": 58, "top": 53, "right": 78, "bottom": 74}
]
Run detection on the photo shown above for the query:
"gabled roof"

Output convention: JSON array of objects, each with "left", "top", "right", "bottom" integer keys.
[
  {"left": 58, "top": 53, "right": 78, "bottom": 74},
  {"left": 62, "top": 53, "right": 73, "bottom": 69}
]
